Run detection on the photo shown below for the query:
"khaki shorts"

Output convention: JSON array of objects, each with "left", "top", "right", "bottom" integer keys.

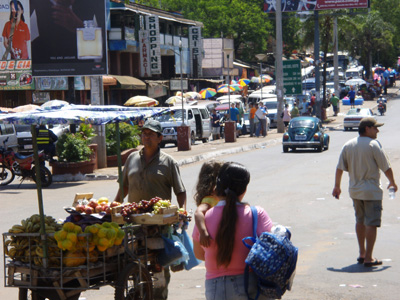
[
  {"left": 353, "top": 199, "right": 382, "bottom": 227},
  {"left": 211, "top": 127, "right": 220, "bottom": 135}
]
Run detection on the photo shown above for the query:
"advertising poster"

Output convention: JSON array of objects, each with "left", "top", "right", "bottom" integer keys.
[
  {"left": 264, "top": 0, "right": 369, "bottom": 13},
  {"left": 0, "top": 0, "right": 34, "bottom": 90},
  {"left": 145, "top": 15, "right": 161, "bottom": 75},
  {"left": 29, "top": 0, "right": 107, "bottom": 76},
  {"left": 189, "top": 26, "right": 203, "bottom": 78}
]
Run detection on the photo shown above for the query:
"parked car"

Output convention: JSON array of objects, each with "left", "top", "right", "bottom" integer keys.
[
  {"left": 343, "top": 108, "right": 374, "bottom": 131},
  {"left": 15, "top": 124, "right": 70, "bottom": 154},
  {"left": 242, "top": 112, "right": 270, "bottom": 135},
  {"left": 155, "top": 105, "right": 211, "bottom": 147},
  {"left": 282, "top": 116, "right": 329, "bottom": 152},
  {"left": 260, "top": 99, "right": 280, "bottom": 128},
  {"left": 0, "top": 121, "right": 18, "bottom": 151}
]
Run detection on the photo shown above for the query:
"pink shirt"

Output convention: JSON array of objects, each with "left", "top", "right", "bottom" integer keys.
[{"left": 192, "top": 202, "right": 273, "bottom": 279}]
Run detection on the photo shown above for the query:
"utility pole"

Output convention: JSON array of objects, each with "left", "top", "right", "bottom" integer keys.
[
  {"left": 333, "top": 17, "right": 340, "bottom": 113},
  {"left": 275, "top": 0, "right": 285, "bottom": 133},
  {"left": 314, "top": 10, "right": 321, "bottom": 120}
]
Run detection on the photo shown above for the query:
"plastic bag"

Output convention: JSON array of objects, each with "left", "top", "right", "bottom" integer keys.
[
  {"left": 157, "top": 236, "right": 184, "bottom": 267},
  {"left": 176, "top": 229, "right": 201, "bottom": 270},
  {"left": 171, "top": 234, "right": 189, "bottom": 265}
]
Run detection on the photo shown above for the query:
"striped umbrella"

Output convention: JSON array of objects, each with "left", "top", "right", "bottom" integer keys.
[
  {"left": 230, "top": 80, "right": 238, "bottom": 85},
  {"left": 230, "top": 84, "right": 243, "bottom": 91},
  {"left": 199, "top": 88, "right": 217, "bottom": 99},
  {"left": 217, "top": 84, "right": 236, "bottom": 93},
  {"left": 239, "top": 79, "right": 250, "bottom": 86}
]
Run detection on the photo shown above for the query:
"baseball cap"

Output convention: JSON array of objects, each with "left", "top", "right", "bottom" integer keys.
[
  {"left": 141, "top": 119, "right": 163, "bottom": 134},
  {"left": 359, "top": 117, "right": 383, "bottom": 129}
]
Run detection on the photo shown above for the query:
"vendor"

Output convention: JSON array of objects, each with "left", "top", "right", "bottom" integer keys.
[{"left": 114, "top": 119, "right": 186, "bottom": 300}]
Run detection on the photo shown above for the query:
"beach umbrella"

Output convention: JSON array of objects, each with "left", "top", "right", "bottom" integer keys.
[
  {"left": 41, "top": 100, "right": 70, "bottom": 110},
  {"left": 230, "top": 84, "right": 243, "bottom": 91},
  {"left": 250, "top": 75, "right": 272, "bottom": 84},
  {"left": 217, "top": 84, "right": 236, "bottom": 93},
  {"left": 230, "top": 80, "right": 238, "bottom": 85},
  {"left": 166, "top": 96, "right": 185, "bottom": 106},
  {"left": 345, "top": 78, "right": 366, "bottom": 86},
  {"left": 239, "top": 79, "right": 250, "bottom": 86},
  {"left": 185, "top": 92, "right": 202, "bottom": 100},
  {"left": 199, "top": 88, "right": 217, "bottom": 99},
  {"left": 124, "top": 96, "right": 158, "bottom": 107},
  {"left": 12, "top": 104, "right": 41, "bottom": 113}
]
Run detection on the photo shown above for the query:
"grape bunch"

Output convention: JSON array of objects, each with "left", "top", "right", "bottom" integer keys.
[{"left": 121, "top": 197, "right": 172, "bottom": 221}]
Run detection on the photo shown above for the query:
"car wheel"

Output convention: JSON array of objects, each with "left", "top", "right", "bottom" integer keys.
[
  {"left": 344, "top": 127, "right": 348, "bottom": 131},
  {"left": 317, "top": 143, "right": 323, "bottom": 152},
  {"left": 324, "top": 137, "right": 330, "bottom": 150},
  {"left": 291, "top": 147, "right": 296, "bottom": 152},
  {"left": 202, "top": 137, "right": 209, "bottom": 143},
  {"left": 190, "top": 131, "right": 195, "bottom": 145},
  {"left": 283, "top": 146, "right": 289, "bottom": 153}
]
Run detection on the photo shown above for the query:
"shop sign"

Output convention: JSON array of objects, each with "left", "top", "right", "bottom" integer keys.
[
  {"left": 145, "top": 15, "right": 161, "bottom": 75},
  {"left": 264, "top": 0, "right": 369, "bottom": 13},
  {"left": 35, "top": 77, "right": 68, "bottom": 90},
  {"left": 170, "top": 79, "right": 188, "bottom": 91},
  {"left": 139, "top": 30, "right": 151, "bottom": 77},
  {"left": 32, "top": 91, "right": 50, "bottom": 104},
  {"left": 0, "top": 0, "right": 34, "bottom": 90},
  {"left": 189, "top": 27, "right": 203, "bottom": 78},
  {"left": 148, "top": 84, "right": 167, "bottom": 98}
]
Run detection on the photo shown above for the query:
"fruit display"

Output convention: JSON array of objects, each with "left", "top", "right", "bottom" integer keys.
[
  {"left": 74, "top": 197, "right": 121, "bottom": 215},
  {"left": 84, "top": 222, "right": 125, "bottom": 252},
  {"left": 120, "top": 197, "right": 172, "bottom": 221},
  {"left": 5, "top": 214, "right": 62, "bottom": 267}
]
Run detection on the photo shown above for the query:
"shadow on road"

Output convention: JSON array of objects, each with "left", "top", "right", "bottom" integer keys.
[{"left": 327, "top": 264, "right": 391, "bottom": 273}]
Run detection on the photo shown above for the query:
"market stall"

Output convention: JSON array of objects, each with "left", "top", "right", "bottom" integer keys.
[{"left": 1, "top": 105, "right": 196, "bottom": 300}]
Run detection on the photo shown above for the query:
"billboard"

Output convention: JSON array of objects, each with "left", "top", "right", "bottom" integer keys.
[
  {"left": 264, "top": 0, "right": 369, "bottom": 13},
  {"left": 29, "top": 0, "right": 107, "bottom": 76},
  {"left": 0, "top": 0, "right": 34, "bottom": 90}
]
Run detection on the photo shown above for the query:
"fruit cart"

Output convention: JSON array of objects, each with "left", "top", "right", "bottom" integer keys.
[{"left": 3, "top": 198, "right": 182, "bottom": 300}]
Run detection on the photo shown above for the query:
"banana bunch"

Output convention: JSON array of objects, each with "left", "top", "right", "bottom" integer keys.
[{"left": 5, "top": 214, "right": 62, "bottom": 267}]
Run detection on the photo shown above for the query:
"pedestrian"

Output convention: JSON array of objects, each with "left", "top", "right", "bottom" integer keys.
[
  {"left": 36, "top": 124, "right": 58, "bottom": 162},
  {"left": 300, "top": 98, "right": 308, "bottom": 115},
  {"left": 348, "top": 86, "right": 356, "bottom": 108},
  {"left": 290, "top": 102, "right": 299, "bottom": 118},
  {"left": 229, "top": 102, "right": 240, "bottom": 123},
  {"left": 236, "top": 102, "right": 244, "bottom": 125},
  {"left": 114, "top": 119, "right": 187, "bottom": 300},
  {"left": 332, "top": 117, "right": 397, "bottom": 267},
  {"left": 330, "top": 93, "right": 339, "bottom": 116},
  {"left": 192, "top": 162, "right": 273, "bottom": 300},
  {"left": 249, "top": 103, "right": 257, "bottom": 137},
  {"left": 282, "top": 103, "right": 291, "bottom": 127},
  {"left": 193, "top": 160, "right": 224, "bottom": 247},
  {"left": 310, "top": 93, "right": 316, "bottom": 114},
  {"left": 210, "top": 109, "right": 221, "bottom": 140},
  {"left": 255, "top": 102, "right": 267, "bottom": 137}
]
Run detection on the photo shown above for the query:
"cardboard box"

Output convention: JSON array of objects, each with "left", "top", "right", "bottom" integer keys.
[{"left": 72, "top": 192, "right": 94, "bottom": 207}]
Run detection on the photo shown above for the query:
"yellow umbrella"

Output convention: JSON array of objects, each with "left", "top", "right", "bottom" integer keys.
[
  {"left": 124, "top": 96, "right": 157, "bottom": 106},
  {"left": 133, "top": 99, "right": 159, "bottom": 107}
]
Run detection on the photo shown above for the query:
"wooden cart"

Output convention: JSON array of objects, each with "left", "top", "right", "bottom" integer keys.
[{"left": 3, "top": 223, "right": 171, "bottom": 300}]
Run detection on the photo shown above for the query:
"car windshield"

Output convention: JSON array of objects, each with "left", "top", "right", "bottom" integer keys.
[
  {"left": 263, "top": 102, "right": 278, "bottom": 109},
  {"left": 15, "top": 125, "right": 31, "bottom": 133},
  {"left": 347, "top": 108, "right": 368, "bottom": 115},
  {"left": 155, "top": 110, "right": 183, "bottom": 122},
  {"left": 290, "top": 119, "right": 314, "bottom": 129}
]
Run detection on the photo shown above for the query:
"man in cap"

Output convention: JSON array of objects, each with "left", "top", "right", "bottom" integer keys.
[
  {"left": 332, "top": 117, "right": 397, "bottom": 267},
  {"left": 114, "top": 119, "right": 186, "bottom": 299}
]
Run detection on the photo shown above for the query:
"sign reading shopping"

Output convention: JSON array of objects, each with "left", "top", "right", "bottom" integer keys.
[
  {"left": 0, "top": 0, "right": 34, "bottom": 90},
  {"left": 282, "top": 60, "right": 302, "bottom": 95},
  {"left": 263, "top": 0, "right": 369, "bottom": 13}
]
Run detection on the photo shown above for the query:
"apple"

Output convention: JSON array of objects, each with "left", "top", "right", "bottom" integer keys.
[
  {"left": 105, "top": 207, "right": 111, "bottom": 214},
  {"left": 95, "top": 205, "right": 103, "bottom": 213},
  {"left": 75, "top": 204, "right": 85, "bottom": 213},
  {"left": 88, "top": 199, "right": 99, "bottom": 209},
  {"left": 85, "top": 206, "right": 94, "bottom": 215},
  {"left": 110, "top": 201, "right": 121, "bottom": 208}
]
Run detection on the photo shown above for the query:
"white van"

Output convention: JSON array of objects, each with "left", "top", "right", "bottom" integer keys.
[
  {"left": 0, "top": 121, "right": 18, "bottom": 150},
  {"left": 248, "top": 86, "right": 277, "bottom": 103},
  {"left": 155, "top": 105, "right": 211, "bottom": 147},
  {"left": 345, "top": 67, "right": 363, "bottom": 79}
]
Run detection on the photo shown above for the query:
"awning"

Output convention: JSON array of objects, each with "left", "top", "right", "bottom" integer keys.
[
  {"left": 110, "top": 75, "right": 147, "bottom": 90},
  {"left": 103, "top": 76, "right": 117, "bottom": 86}
]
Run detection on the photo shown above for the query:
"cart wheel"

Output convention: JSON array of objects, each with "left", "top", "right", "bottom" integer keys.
[
  {"left": 18, "top": 288, "right": 45, "bottom": 300},
  {"left": 115, "top": 262, "right": 153, "bottom": 300}
]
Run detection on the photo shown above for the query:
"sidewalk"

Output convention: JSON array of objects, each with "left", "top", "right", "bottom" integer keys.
[{"left": 53, "top": 85, "right": 400, "bottom": 182}]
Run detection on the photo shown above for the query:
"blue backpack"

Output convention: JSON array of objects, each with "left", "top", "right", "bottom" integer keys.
[{"left": 242, "top": 207, "right": 298, "bottom": 300}]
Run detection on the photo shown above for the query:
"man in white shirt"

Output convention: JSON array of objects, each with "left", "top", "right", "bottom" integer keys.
[{"left": 255, "top": 103, "right": 268, "bottom": 137}]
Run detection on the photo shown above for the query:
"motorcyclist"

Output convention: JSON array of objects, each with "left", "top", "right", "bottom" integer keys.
[
  {"left": 378, "top": 100, "right": 386, "bottom": 115},
  {"left": 36, "top": 124, "right": 58, "bottom": 162}
]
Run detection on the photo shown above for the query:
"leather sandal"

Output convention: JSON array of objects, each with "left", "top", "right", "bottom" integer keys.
[{"left": 364, "top": 259, "right": 382, "bottom": 267}]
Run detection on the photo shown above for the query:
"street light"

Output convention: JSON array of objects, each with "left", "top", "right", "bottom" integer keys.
[
  {"left": 255, "top": 54, "right": 267, "bottom": 103},
  {"left": 223, "top": 48, "right": 234, "bottom": 120}
]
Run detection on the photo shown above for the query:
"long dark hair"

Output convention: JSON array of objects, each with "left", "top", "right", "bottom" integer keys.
[
  {"left": 215, "top": 162, "right": 250, "bottom": 267},
  {"left": 9, "top": 1, "right": 25, "bottom": 22}
]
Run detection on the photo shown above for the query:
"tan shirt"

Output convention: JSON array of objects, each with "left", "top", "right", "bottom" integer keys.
[
  {"left": 337, "top": 136, "right": 391, "bottom": 200},
  {"left": 122, "top": 148, "right": 186, "bottom": 203}
]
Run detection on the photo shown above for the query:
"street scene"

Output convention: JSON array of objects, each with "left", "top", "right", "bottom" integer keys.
[{"left": 1, "top": 0, "right": 400, "bottom": 300}]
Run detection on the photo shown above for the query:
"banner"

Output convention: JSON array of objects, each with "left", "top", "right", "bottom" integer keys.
[
  {"left": 189, "top": 26, "right": 203, "bottom": 78},
  {"left": 139, "top": 29, "right": 151, "bottom": 77},
  {"left": 146, "top": 15, "right": 161, "bottom": 75},
  {"left": 0, "top": 0, "right": 34, "bottom": 90},
  {"left": 29, "top": 0, "right": 107, "bottom": 76},
  {"left": 264, "top": 0, "right": 369, "bottom": 13},
  {"left": 35, "top": 77, "right": 68, "bottom": 90}
]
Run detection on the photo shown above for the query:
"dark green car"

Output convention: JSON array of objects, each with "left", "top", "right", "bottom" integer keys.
[{"left": 282, "top": 117, "right": 329, "bottom": 153}]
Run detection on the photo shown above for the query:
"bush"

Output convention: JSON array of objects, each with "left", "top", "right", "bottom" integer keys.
[
  {"left": 56, "top": 132, "right": 93, "bottom": 163},
  {"left": 106, "top": 123, "right": 140, "bottom": 156}
]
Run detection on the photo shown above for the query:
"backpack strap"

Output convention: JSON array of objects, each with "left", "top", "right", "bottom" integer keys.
[{"left": 244, "top": 206, "right": 260, "bottom": 300}]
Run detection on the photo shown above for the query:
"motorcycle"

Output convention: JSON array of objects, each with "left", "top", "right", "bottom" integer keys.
[
  {"left": 378, "top": 104, "right": 386, "bottom": 116},
  {"left": 0, "top": 138, "right": 52, "bottom": 187}
]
